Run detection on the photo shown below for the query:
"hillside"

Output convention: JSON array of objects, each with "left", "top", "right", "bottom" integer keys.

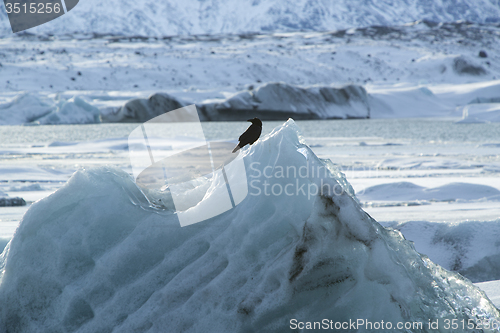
[{"left": 1, "top": 0, "right": 500, "bottom": 36}]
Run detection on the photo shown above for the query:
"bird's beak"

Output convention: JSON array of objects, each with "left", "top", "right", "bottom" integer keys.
[{"left": 246, "top": 119, "right": 252, "bottom": 122}]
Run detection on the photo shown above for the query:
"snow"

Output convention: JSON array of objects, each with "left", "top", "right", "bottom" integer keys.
[
  {"left": 368, "top": 85, "right": 452, "bottom": 118},
  {"left": 458, "top": 103, "right": 500, "bottom": 123},
  {"left": 8, "top": 183, "right": 46, "bottom": 191},
  {"left": 384, "top": 220, "right": 500, "bottom": 283},
  {"left": 359, "top": 182, "right": 500, "bottom": 202},
  {"left": 1, "top": 21, "right": 499, "bottom": 124},
  {"left": 1, "top": 0, "right": 500, "bottom": 36},
  {"left": 367, "top": 80, "right": 500, "bottom": 119},
  {"left": 476, "top": 280, "right": 500, "bottom": 308},
  {"left": 1, "top": 120, "right": 499, "bottom": 332}
]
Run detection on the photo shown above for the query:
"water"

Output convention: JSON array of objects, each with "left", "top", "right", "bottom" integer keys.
[{"left": 1, "top": 119, "right": 500, "bottom": 146}]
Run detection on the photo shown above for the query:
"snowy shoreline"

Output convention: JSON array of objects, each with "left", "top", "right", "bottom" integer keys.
[
  {"left": 1, "top": 78, "right": 500, "bottom": 124},
  {"left": 1, "top": 21, "right": 499, "bottom": 124}
]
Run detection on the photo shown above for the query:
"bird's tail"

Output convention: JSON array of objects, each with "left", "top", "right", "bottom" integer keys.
[{"left": 232, "top": 145, "right": 241, "bottom": 153}]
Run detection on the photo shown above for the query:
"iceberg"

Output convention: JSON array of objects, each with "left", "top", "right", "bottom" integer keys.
[
  {"left": 101, "top": 83, "right": 370, "bottom": 123},
  {"left": 35, "top": 97, "right": 101, "bottom": 125},
  {"left": 0, "top": 95, "right": 101, "bottom": 125},
  {"left": 102, "top": 93, "right": 186, "bottom": 123},
  {"left": 458, "top": 103, "right": 500, "bottom": 123},
  {"left": 199, "top": 83, "right": 370, "bottom": 121},
  {"left": 0, "top": 120, "right": 498, "bottom": 332},
  {"left": 0, "top": 93, "right": 55, "bottom": 125},
  {"left": 0, "top": 190, "right": 26, "bottom": 207},
  {"left": 0, "top": 197, "right": 26, "bottom": 207}
]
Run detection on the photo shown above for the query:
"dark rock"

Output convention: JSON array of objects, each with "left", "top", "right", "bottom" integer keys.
[
  {"left": 453, "top": 57, "right": 487, "bottom": 76},
  {"left": 199, "top": 82, "right": 370, "bottom": 121},
  {"left": 422, "top": 19, "right": 440, "bottom": 28},
  {"left": 468, "top": 97, "right": 500, "bottom": 104},
  {"left": 479, "top": 50, "right": 488, "bottom": 58},
  {"left": 102, "top": 93, "right": 185, "bottom": 123},
  {"left": 0, "top": 197, "right": 26, "bottom": 207}
]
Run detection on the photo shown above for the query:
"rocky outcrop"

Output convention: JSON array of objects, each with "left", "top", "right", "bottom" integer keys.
[
  {"left": 453, "top": 56, "right": 487, "bottom": 76},
  {"left": 198, "top": 82, "right": 370, "bottom": 121},
  {"left": 0, "top": 197, "right": 26, "bottom": 207},
  {"left": 101, "top": 93, "right": 185, "bottom": 123}
]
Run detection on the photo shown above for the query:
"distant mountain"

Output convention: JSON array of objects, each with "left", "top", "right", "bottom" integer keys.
[{"left": 1, "top": 0, "right": 500, "bottom": 36}]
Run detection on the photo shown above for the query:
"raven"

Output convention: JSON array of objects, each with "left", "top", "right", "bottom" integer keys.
[{"left": 232, "top": 118, "right": 262, "bottom": 153}]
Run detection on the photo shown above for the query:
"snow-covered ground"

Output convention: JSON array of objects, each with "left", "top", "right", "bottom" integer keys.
[
  {"left": 0, "top": 21, "right": 499, "bottom": 123},
  {"left": 2, "top": 0, "right": 500, "bottom": 36}
]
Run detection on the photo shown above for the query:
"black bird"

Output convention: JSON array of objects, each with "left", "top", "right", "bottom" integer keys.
[{"left": 232, "top": 118, "right": 262, "bottom": 153}]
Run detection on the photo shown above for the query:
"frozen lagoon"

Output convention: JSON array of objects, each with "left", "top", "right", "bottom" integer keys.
[
  {"left": 1, "top": 118, "right": 499, "bottom": 228},
  {"left": 1, "top": 119, "right": 499, "bottom": 249}
]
